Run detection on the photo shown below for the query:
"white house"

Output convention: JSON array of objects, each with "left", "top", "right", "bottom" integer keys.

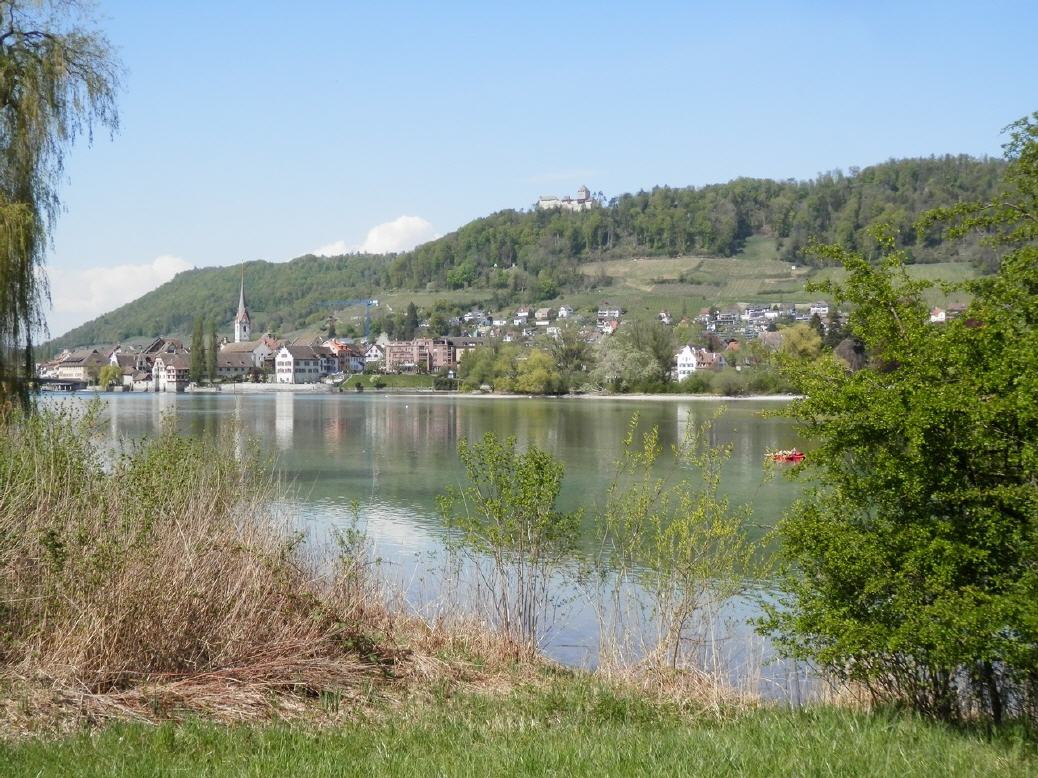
[
  {"left": 152, "top": 353, "right": 190, "bottom": 392},
  {"left": 365, "top": 343, "right": 385, "bottom": 365},
  {"left": 598, "top": 303, "right": 622, "bottom": 322},
  {"left": 275, "top": 345, "right": 323, "bottom": 384},
  {"left": 809, "top": 301, "right": 830, "bottom": 318},
  {"left": 557, "top": 305, "right": 575, "bottom": 319},
  {"left": 674, "top": 345, "right": 699, "bottom": 381}
]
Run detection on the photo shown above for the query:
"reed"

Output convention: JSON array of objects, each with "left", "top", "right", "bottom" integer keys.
[{"left": 0, "top": 403, "right": 396, "bottom": 725}]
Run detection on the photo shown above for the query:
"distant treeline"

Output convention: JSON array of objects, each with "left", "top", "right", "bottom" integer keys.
[
  {"left": 387, "top": 155, "right": 1002, "bottom": 293},
  {"left": 47, "top": 155, "right": 1002, "bottom": 351}
]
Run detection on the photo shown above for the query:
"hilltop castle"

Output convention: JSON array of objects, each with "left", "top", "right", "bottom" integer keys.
[{"left": 537, "top": 185, "right": 594, "bottom": 212}]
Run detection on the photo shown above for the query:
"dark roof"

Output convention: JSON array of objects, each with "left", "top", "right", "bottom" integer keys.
[
  {"left": 155, "top": 353, "right": 191, "bottom": 369},
  {"left": 217, "top": 353, "right": 252, "bottom": 368},
  {"left": 220, "top": 340, "right": 263, "bottom": 353}
]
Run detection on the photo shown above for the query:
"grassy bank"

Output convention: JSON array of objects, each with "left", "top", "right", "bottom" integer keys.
[
  {"left": 341, "top": 373, "right": 437, "bottom": 390},
  {"left": 4, "top": 677, "right": 1035, "bottom": 776}
]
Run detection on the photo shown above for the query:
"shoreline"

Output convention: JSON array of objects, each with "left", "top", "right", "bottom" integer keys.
[
  {"left": 377, "top": 390, "right": 803, "bottom": 402},
  {"left": 67, "top": 384, "right": 802, "bottom": 402}
]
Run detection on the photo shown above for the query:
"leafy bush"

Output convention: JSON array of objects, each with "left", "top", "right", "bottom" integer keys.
[
  {"left": 763, "top": 115, "right": 1038, "bottom": 725},
  {"left": 438, "top": 433, "right": 580, "bottom": 647}
]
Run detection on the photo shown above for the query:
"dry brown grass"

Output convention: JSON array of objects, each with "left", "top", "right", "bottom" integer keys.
[
  {"left": 0, "top": 404, "right": 569, "bottom": 736},
  {"left": 0, "top": 404, "right": 410, "bottom": 731}
]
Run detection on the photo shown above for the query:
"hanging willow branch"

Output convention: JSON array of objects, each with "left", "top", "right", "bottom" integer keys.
[{"left": 0, "top": 0, "right": 119, "bottom": 408}]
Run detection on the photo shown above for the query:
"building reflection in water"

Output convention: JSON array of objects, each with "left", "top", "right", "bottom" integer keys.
[{"left": 275, "top": 392, "right": 294, "bottom": 451}]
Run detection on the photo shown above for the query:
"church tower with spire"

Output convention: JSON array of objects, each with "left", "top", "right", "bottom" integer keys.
[{"left": 234, "top": 263, "right": 251, "bottom": 342}]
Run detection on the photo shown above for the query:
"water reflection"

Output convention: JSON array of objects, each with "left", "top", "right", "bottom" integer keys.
[{"left": 60, "top": 393, "right": 810, "bottom": 698}]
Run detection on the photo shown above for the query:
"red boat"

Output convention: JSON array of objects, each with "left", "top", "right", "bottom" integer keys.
[{"left": 767, "top": 448, "right": 805, "bottom": 463}]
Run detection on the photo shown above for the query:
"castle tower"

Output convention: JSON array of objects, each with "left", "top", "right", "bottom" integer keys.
[{"left": 234, "top": 262, "right": 251, "bottom": 343}]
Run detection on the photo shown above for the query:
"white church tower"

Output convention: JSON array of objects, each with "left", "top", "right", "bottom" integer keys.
[{"left": 234, "top": 263, "right": 251, "bottom": 343}]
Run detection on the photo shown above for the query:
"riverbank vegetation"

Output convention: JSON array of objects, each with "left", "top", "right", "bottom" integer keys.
[
  {"left": 0, "top": 404, "right": 401, "bottom": 726},
  {"left": 1, "top": 404, "right": 1035, "bottom": 774},
  {"left": 765, "top": 113, "right": 1038, "bottom": 725}
]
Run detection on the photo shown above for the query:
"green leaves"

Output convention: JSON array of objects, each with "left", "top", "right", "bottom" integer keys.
[
  {"left": 439, "top": 432, "right": 580, "bottom": 645},
  {"left": 764, "top": 114, "right": 1038, "bottom": 724}
]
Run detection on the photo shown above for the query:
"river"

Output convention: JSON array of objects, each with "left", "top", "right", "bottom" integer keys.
[{"left": 85, "top": 392, "right": 811, "bottom": 697}]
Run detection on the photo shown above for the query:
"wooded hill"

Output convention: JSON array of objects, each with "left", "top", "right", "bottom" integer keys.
[{"left": 48, "top": 155, "right": 1003, "bottom": 351}]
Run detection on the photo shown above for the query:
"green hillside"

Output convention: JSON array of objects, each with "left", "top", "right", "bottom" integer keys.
[{"left": 47, "top": 155, "right": 1003, "bottom": 351}]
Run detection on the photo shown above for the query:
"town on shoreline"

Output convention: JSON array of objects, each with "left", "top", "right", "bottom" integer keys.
[{"left": 39, "top": 262, "right": 961, "bottom": 396}]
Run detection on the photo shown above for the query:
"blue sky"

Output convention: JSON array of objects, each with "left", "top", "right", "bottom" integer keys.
[{"left": 45, "top": 0, "right": 1038, "bottom": 336}]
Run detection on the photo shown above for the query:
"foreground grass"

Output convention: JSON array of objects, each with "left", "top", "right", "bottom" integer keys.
[{"left": 4, "top": 677, "right": 1035, "bottom": 777}]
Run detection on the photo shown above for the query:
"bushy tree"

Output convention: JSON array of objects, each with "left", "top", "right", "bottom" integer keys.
[
  {"left": 0, "top": 1, "right": 119, "bottom": 406},
  {"left": 401, "top": 302, "right": 419, "bottom": 339},
  {"left": 97, "top": 363, "right": 120, "bottom": 389},
  {"left": 589, "top": 335, "right": 659, "bottom": 392},
  {"left": 779, "top": 322, "right": 822, "bottom": 360},
  {"left": 438, "top": 433, "right": 580, "bottom": 646},
  {"left": 763, "top": 115, "right": 1038, "bottom": 725},
  {"left": 513, "top": 349, "right": 562, "bottom": 395}
]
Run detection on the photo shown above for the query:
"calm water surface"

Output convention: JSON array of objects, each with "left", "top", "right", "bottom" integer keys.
[{"left": 80, "top": 392, "right": 810, "bottom": 691}]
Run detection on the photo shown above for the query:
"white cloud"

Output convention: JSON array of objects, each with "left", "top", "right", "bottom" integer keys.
[
  {"left": 311, "top": 239, "right": 351, "bottom": 257},
  {"left": 311, "top": 215, "right": 437, "bottom": 257},
  {"left": 46, "top": 254, "right": 192, "bottom": 337}
]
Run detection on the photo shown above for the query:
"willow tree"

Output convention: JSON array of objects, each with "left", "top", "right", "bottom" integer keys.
[{"left": 0, "top": 1, "right": 119, "bottom": 407}]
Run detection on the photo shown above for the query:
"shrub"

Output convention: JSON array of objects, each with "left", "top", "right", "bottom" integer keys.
[{"left": 438, "top": 433, "right": 580, "bottom": 647}]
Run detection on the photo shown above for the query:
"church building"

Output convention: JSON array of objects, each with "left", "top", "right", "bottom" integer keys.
[{"left": 234, "top": 263, "right": 251, "bottom": 343}]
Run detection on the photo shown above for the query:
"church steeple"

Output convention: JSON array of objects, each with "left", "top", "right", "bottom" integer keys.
[{"left": 234, "top": 262, "right": 251, "bottom": 342}]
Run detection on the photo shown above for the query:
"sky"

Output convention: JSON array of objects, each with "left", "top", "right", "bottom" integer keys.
[{"left": 44, "top": 0, "right": 1038, "bottom": 337}]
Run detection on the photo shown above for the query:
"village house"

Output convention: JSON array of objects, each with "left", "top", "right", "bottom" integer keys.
[
  {"left": 534, "top": 307, "right": 555, "bottom": 326},
  {"left": 674, "top": 345, "right": 698, "bottom": 381},
  {"left": 275, "top": 345, "right": 324, "bottom": 384},
  {"left": 513, "top": 306, "right": 532, "bottom": 326},
  {"left": 216, "top": 352, "right": 253, "bottom": 381},
  {"left": 673, "top": 345, "right": 727, "bottom": 381},
  {"left": 447, "top": 336, "right": 484, "bottom": 364},
  {"left": 321, "top": 339, "right": 365, "bottom": 373},
  {"left": 55, "top": 349, "right": 106, "bottom": 382},
  {"left": 152, "top": 353, "right": 191, "bottom": 392},
  {"left": 219, "top": 339, "right": 273, "bottom": 367},
  {"left": 598, "top": 302, "right": 622, "bottom": 323},
  {"left": 384, "top": 338, "right": 454, "bottom": 373},
  {"left": 364, "top": 343, "right": 385, "bottom": 365},
  {"left": 557, "top": 305, "right": 574, "bottom": 319}
]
